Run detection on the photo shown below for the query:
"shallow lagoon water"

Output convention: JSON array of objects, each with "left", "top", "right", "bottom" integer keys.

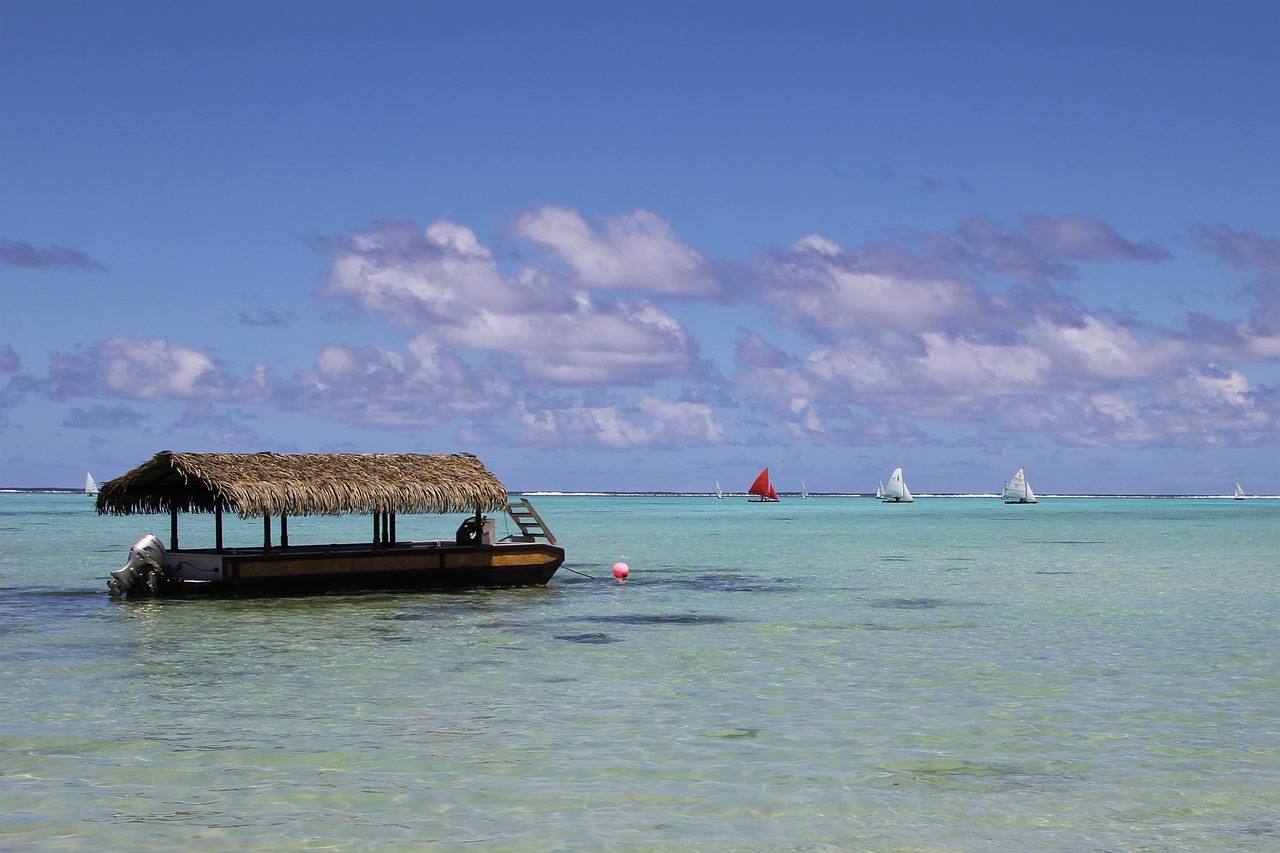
[{"left": 1, "top": 493, "right": 1277, "bottom": 851}]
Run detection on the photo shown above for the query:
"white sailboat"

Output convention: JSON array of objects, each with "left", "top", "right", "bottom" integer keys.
[
  {"left": 881, "top": 467, "right": 914, "bottom": 503},
  {"left": 1234, "top": 483, "right": 1246, "bottom": 500},
  {"left": 801, "top": 481, "right": 809, "bottom": 499},
  {"left": 84, "top": 472, "right": 99, "bottom": 497},
  {"left": 875, "top": 481, "right": 885, "bottom": 500},
  {"left": 1002, "top": 468, "right": 1037, "bottom": 504},
  {"left": 716, "top": 481, "right": 724, "bottom": 499}
]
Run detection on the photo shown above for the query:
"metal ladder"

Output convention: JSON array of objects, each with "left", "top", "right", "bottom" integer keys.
[{"left": 505, "top": 497, "right": 557, "bottom": 544}]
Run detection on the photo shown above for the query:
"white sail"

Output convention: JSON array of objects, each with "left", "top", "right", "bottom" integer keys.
[
  {"left": 1003, "top": 468, "right": 1037, "bottom": 504},
  {"left": 1234, "top": 483, "right": 1245, "bottom": 500},
  {"left": 716, "top": 481, "right": 723, "bottom": 499},
  {"left": 84, "top": 472, "right": 99, "bottom": 497},
  {"left": 882, "top": 467, "right": 914, "bottom": 502},
  {"left": 875, "top": 481, "right": 885, "bottom": 499}
]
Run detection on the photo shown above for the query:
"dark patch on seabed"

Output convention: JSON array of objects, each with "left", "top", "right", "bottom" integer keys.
[
  {"left": 867, "top": 596, "right": 974, "bottom": 610},
  {"left": 1034, "top": 540, "right": 1104, "bottom": 545},
  {"left": 879, "top": 555, "right": 910, "bottom": 561},
  {"left": 580, "top": 613, "right": 736, "bottom": 626},
  {"left": 648, "top": 572, "right": 797, "bottom": 594},
  {"left": 554, "top": 632, "right": 619, "bottom": 644}
]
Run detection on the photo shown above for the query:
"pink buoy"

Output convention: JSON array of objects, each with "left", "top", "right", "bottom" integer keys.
[{"left": 611, "top": 561, "right": 630, "bottom": 580}]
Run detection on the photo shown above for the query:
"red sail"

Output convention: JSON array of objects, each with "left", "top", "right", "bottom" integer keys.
[{"left": 748, "top": 468, "right": 771, "bottom": 498}]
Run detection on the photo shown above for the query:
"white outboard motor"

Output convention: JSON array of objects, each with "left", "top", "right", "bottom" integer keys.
[{"left": 107, "top": 534, "right": 167, "bottom": 597}]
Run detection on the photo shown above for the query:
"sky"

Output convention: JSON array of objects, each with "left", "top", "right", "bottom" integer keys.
[{"left": 2, "top": 0, "right": 1278, "bottom": 495}]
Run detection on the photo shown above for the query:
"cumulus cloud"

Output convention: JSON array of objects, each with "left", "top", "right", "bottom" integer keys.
[
  {"left": 324, "top": 214, "right": 706, "bottom": 387},
  {"left": 758, "top": 234, "right": 1006, "bottom": 337},
  {"left": 49, "top": 338, "right": 276, "bottom": 403},
  {"left": 959, "top": 214, "right": 1170, "bottom": 281},
  {"left": 736, "top": 218, "right": 1280, "bottom": 448},
  {"left": 0, "top": 344, "right": 19, "bottom": 373},
  {"left": 513, "top": 396, "right": 725, "bottom": 449},
  {"left": 513, "top": 207, "right": 722, "bottom": 296},
  {"left": 289, "top": 338, "right": 513, "bottom": 428},
  {"left": 0, "top": 238, "right": 106, "bottom": 271}
]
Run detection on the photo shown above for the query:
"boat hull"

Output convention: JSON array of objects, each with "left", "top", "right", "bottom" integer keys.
[{"left": 128, "top": 541, "right": 565, "bottom": 598}]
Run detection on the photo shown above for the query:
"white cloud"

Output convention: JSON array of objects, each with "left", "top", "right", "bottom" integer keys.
[
  {"left": 514, "top": 206, "right": 722, "bottom": 296},
  {"left": 86, "top": 338, "right": 275, "bottom": 403},
  {"left": 513, "top": 396, "right": 725, "bottom": 449},
  {"left": 324, "top": 216, "right": 704, "bottom": 388}
]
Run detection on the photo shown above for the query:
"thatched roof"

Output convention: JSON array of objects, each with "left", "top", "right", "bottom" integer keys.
[{"left": 95, "top": 451, "right": 509, "bottom": 519}]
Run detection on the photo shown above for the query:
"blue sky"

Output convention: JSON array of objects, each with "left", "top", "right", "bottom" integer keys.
[{"left": 2, "top": 0, "right": 1278, "bottom": 494}]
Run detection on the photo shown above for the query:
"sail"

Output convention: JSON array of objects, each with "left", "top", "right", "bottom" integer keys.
[
  {"left": 747, "top": 468, "right": 779, "bottom": 501},
  {"left": 1003, "top": 468, "right": 1037, "bottom": 503},
  {"left": 84, "top": 472, "right": 99, "bottom": 497},
  {"left": 882, "top": 467, "right": 913, "bottom": 502},
  {"left": 716, "top": 481, "right": 723, "bottom": 499},
  {"left": 876, "top": 481, "right": 885, "bottom": 499},
  {"left": 1235, "top": 483, "right": 1245, "bottom": 500}
]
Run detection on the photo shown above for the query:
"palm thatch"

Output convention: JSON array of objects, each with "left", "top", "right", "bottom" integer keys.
[{"left": 95, "top": 451, "right": 509, "bottom": 519}]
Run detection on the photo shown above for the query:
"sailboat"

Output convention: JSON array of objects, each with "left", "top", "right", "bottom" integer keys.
[
  {"left": 801, "top": 481, "right": 809, "bottom": 499},
  {"left": 1002, "top": 468, "right": 1037, "bottom": 504},
  {"left": 881, "top": 467, "right": 913, "bottom": 503},
  {"left": 716, "top": 481, "right": 724, "bottom": 499},
  {"left": 747, "top": 468, "right": 780, "bottom": 502},
  {"left": 84, "top": 472, "right": 99, "bottom": 497},
  {"left": 875, "top": 481, "right": 885, "bottom": 500},
  {"left": 1234, "top": 483, "right": 1246, "bottom": 500}
]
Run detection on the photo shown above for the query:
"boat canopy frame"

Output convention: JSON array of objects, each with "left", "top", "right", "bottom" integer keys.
[{"left": 95, "top": 451, "right": 510, "bottom": 552}]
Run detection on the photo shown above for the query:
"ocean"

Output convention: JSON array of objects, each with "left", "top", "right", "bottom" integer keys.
[{"left": 1, "top": 491, "right": 1277, "bottom": 851}]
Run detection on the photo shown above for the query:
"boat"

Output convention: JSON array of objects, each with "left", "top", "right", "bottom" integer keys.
[
  {"left": 1235, "top": 483, "right": 1246, "bottom": 500},
  {"left": 801, "top": 481, "right": 809, "bottom": 499},
  {"left": 880, "top": 467, "right": 914, "bottom": 503},
  {"left": 716, "top": 481, "right": 724, "bottom": 499},
  {"left": 1002, "top": 468, "right": 1038, "bottom": 504},
  {"left": 747, "top": 468, "right": 780, "bottom": 502},
  {"left": 875, "top": 481, "right": 885, "bottom": 499},
  {"left": 84, "top": 472, "right": 99, "bottom": 497},
  {"left": 95, "top": 451, "right": 564, "bottom": 598}
]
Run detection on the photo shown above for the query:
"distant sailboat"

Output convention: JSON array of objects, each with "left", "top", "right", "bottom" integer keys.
[
  {"left": 801, "top": 481, "right": 809, "bottom": 499},
  {"left": 716, "top": 481, "right": 724, "bottom": 499},
  {"left": 1234, "top": 483, "right": 1246, "bottom": 500},
  {"left": 875, "top": 481, "right": 885, "bottom": 500},
  {"left": 1003, "top": 468, "right": 1037, "bottom": 504},
  {"left": 84, "top": 472, "right": 99, "bottom": 497},
  {"left": 881, "top": 467, "right": 913, "bottom": 503},
  {"left": 747, "top": 468, "right": 780, "bottom": 502}
]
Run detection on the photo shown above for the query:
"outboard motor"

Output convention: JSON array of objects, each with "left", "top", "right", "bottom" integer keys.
[{"left": 107, "top": 534, "right": 166, "bottom": 597}]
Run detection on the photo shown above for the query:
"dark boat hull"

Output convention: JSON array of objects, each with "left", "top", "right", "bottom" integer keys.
[{"left": 133, "top": 541, "right": 565, "bottom": 598}]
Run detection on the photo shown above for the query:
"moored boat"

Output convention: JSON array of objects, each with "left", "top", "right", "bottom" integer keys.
[{"left": 96, "top": 451, "right": 564, "bottom": 598}]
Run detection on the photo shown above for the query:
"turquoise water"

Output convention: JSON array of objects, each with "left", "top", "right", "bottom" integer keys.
[{"left": 2, "top": 492, "right": 1277, "bottom": 851}]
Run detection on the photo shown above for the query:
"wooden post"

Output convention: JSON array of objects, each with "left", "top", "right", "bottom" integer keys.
[
  {"left": 389, "top": 511, "right": 396, "bottom": 544},
  {"left": 215, "top": 503, "right": 224, "bottom": 553},
  {"left": 280, "top": 511, "right": 289, "bottom": 548},
  {"left": 170, "top": 506, "right": 179, "bottom": 550},
  {"left": 263, "top": 513, "right": 272, "bottom": 553},
  {"left": 373, "top": 511, "right": 381, "bottom": 550}
]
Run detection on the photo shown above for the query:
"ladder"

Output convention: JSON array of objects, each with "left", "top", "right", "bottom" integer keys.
[{"left": 505, "top": 497, "right": 557, "bottom": 544}]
